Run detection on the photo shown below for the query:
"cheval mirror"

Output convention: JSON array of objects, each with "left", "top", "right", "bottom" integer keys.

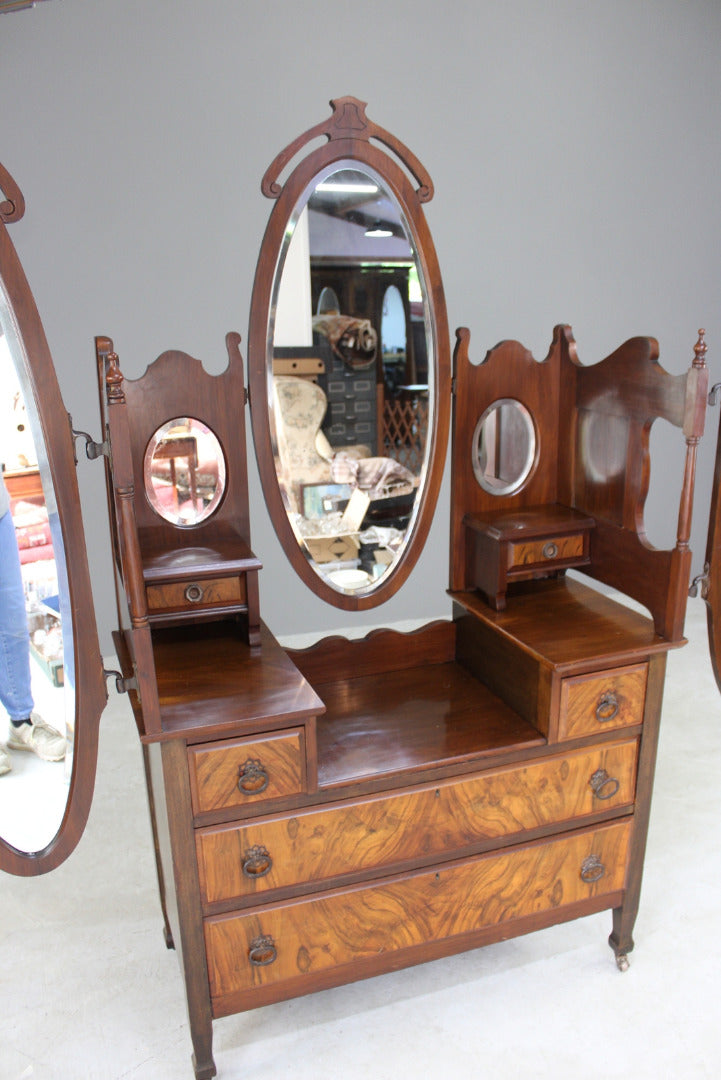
[
  {"left": 4, "top": 92, "right": 721, "bottom": 1080},
  {"left": 0, "top": 163, "right": 106, "bottom": 876}
]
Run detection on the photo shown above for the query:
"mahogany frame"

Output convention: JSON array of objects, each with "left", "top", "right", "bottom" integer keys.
[{"left": 248, "top": 97, "right": 451, "bottom": 610}]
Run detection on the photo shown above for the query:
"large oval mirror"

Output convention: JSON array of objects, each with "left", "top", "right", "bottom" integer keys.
[
  {"left": 0, "top": 164, "right": 106, "bottom": 874},
  {"left": 248, "top": 98, "right": 450, "bottom": 609}
]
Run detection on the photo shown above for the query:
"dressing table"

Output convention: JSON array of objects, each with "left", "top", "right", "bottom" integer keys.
[{"left": 0, "top": 100, "right": 716, "bottom": 1080}]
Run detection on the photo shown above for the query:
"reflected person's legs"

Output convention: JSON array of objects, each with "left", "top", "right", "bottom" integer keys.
[{"left": 0, "top": 508, "right": 64, "bottom": 763}]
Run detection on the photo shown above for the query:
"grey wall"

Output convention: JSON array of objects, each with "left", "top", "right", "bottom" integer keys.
[{"left": 2, "top": 0, "right": 720, "bottom": 650}]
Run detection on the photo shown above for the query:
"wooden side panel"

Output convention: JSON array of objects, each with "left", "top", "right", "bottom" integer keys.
[
  {"left": 189, "top": 729, "right": 305, "bottom": 814},
  {"left": 197, "top": 740, "right": 638, "bottom": 904},
  {"left": 558, "top": 663, "right": 647, "bottom": 741},
  {"left": 205, "top": 821, "right": 631, "bottom": 1006}
]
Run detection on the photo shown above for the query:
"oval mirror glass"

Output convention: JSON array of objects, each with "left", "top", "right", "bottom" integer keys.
[
  {"left": 0, "top": 164, "right": 106, "bottom": 875},
  {"left": 144, "top": 417, "right": 227, "bottom": 527},
  {"left": 472, "top": 398, "right": 536, "bottom": 495},
  {"left": 249, "top": 99, "right": 450, "bottom": 610}
]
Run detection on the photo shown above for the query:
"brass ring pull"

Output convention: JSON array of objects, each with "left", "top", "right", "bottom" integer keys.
[
  {"left": 242, "top": 844, "right": 273, "bottom": 879},
  {"left": 595, "top": 691, "right": 619, "bottom": 723},
  {"left": 589, "top": 768, "right": 621, "bottom": 800},
  {"left": 248, "top": 934, "right": 277, "bottom": 967},
  {"left": 184, "top": 582, "right": 204, "bottom": 603},
  {"left": 580, "top": 854, "right": 605, "bottom": 883},
  {"left": 542, "top": 541, "right": 558, "bottom": 559},
  {"left": 238, "top": 758, "right": 269, "bottom": 795}
]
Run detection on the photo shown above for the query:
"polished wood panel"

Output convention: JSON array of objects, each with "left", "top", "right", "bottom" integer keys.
[
  {"left": 558, "top": 663, "right": 647, "bottom": 740},
  {"left": 205, "top": 821, "right": 631, "bottom": 1006},
  {"left": 189, "top": 729, "right": 305, "bottom": 815},
  {"left": 197, "top": 739, "right": 637, "bottom": 904}
]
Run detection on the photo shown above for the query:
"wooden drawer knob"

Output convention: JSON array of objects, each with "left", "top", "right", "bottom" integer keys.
[
  {"left": 595, "top": 691, "right": 619, "bottom": 723},
  {"left": 242, "top": 844, "right": 273, "bottom": 879},
  {"left": 183, "top": 582, "right": 204, "bottom": 603},
  {"left": 237, "top": 758, "right": 269, "bottom": 795},
  {"left": 580, "top": 854, "right": 605, "bottom": 883},
  {"left": 248, "top": 934, "right": 277, "bottom": 967},
  {"left": 589, "top": 768, "right": 621, "bottom": 800}
]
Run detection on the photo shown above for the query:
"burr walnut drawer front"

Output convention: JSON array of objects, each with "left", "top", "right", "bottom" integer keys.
[
  {"left": 508, "top": 532, "right": 587, "bottom": 569},
  {"left": 205, "top": 819, "right": 631, "bottom": 1007},
  {"left": 196, "top": 739, "right": 638, "bottom": 905},
  {"left": 557, "top": 663, "right": 648, "bottom": 740},
  {"left": 146, "top": 575, "right": 246, "bottom": 614},
  {"left": 188, "top": 729, "right": 305, "bottom": 815}
]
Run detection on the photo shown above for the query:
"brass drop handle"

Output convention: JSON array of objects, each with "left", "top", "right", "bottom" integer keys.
[
  {"left": 242, "top": 844, "right": 273, "bottom": 879},
  {"left": 542, "top": 541, "right": 558, "bottom": 559},
  {"left": 580, "top": 854, "right": 605, "bottom": 883},
  {"left": 589, "top": 768, "right": 621, "bottom": 800},
  {"left": 248, "top": 934, "right": 277, "bottom": 967},
  {"left": 595, "top": 691, "right": 619, "bottom": 723},
  {"left": 238, "top": 758, "right": 270, "bottom": 795},
  {"left": 184, "top": 582, "right": 204, "bottom": 603}
]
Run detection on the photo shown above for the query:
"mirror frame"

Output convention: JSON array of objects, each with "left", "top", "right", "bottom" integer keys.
[
  {"left": 0, "top": 163, "right": 106, "bottom": 875},
  {"left": 248, "top": 97, "right": 451, "bottom": 610}
]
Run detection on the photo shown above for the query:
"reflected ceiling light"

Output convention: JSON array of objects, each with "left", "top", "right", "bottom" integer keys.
[
  {"left": 315, "top": 180, "right": 379, "bottom": 194},
  {"left": 365, "top": 221, "right": 393, "bottom": 238}
]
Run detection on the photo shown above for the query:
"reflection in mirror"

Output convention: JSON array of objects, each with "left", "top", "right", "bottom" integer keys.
[
  {"left": 269, "top": 165, "right": 431, "bottom": 597},
  {"left": 144, "top": 417, "right": 227, "bottom": 527},
  {"left": 0, "top": 324, "right": 70, "bottom": 854},
  {"left": 472, "top": 398, "right": 536, "bottom": 495}
]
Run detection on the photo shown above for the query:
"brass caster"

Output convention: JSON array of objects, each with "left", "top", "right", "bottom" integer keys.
[{"left": 615, "top": 952, "right": 630, "bottom": 972}]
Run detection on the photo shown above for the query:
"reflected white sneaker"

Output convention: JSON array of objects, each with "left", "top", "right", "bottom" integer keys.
[
  {"left": 7, "top": 712, "right": 65, "bottom": 762},
  {"left": 0, "top": 744, "right": 10, "bottom": 775}
]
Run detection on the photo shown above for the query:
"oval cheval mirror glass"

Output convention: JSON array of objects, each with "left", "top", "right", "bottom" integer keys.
[
  {"left": 248, "top": 97, "right": 450, "bottom": 610},
  {"left": 0, "top": 164, "right": 106, "bottom": 875}
]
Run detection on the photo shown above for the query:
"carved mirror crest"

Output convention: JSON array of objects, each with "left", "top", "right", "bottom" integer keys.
[{"left": 248, "top": 97, "right": 450, "bottom": 609}]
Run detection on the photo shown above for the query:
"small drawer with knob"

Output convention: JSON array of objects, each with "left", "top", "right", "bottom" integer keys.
[
  {"left": 188, "top": 728, "right": 306, "bottom": 816},
  {"left": 146, "top": 574, "right": 247, "bottom": 617},
  {"left": 557, "top": 662, "right": 648, "bottom": 740}
]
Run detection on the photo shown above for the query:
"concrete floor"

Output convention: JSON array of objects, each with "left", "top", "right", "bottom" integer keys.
[{"left": 2, "top": 596, "right": 720, "bottom": 1080}]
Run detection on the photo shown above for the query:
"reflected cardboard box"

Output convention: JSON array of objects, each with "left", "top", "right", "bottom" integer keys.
[{"left": 302, "top": 489, "right": 369, "bottom": 565}]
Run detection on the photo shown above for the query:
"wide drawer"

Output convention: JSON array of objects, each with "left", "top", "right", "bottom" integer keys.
[
  {"left": 205, "top": 820, "right": 631, "bottom": 1006},
  {"left": 188, "top": 728, "right": 305, "bottom": 815},
  {"left": 508, "top": 532, "right": 586, "bottom": 569},
  {"left": 197, "top": 739, "right": 637, "bottom": 904},
  {"left": 146, "top": 574, "right": 246, "bottom": 614},
  {"left": 558, "top": 663, "right": 648, "bottom": 740}
]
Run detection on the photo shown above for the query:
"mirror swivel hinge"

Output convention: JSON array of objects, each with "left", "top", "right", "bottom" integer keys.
[
  {"left": 689, "top": 563, "right": 710, "bottom": 599},
  {"left": 104, "top": 667, "right": 138, "bottom": 695},
  {"left": 70, "top": 419, "right": 109, "bottom": 463},
  {"left": 709, "top": 383, "right": 721, "bottom": 406}
]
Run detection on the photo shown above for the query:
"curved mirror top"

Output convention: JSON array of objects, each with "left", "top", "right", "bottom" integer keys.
[
  {"left": 144, "top": 417, "right": 227, "bottom": 527},
  {"left": 270, "top": 164, "right": 431, "bottom": 598},
  {"left": 0, "top": 327, "right": 71, "bottom": 854},
  {"left": 472, "top": 398, "right": 536, "bottom": 496}
]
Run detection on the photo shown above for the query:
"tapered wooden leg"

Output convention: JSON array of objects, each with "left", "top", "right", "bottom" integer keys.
[{"left": 141, "top": 744, "right": 175, "bottom": 950}]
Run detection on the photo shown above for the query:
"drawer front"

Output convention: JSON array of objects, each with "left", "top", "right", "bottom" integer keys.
[
  {"left": 205, "top": 820, "right": 631, "bottom": 1002},
  {"left": 196, "top": 739, "right": 637, "bottom": 904},
  {"left": 558, "top": 663, "right": 648, "bottom": 740},
  {"left": 146, "top": 575, "right": 246, "bottom": 613},
  {"left": 189, "top": 729, "right": 305, "bottom": 815},
  {"left": 508, "top": 533, "right": 585, "bottom": 569}
]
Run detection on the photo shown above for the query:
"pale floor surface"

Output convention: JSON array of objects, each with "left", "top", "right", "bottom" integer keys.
[{"left": 1, "top": 598, "right": 720, "bottom": 1080}]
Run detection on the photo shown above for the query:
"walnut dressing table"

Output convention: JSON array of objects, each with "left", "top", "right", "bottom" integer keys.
[{"left": 88, "top": 100, "right": 709, "bottom": 1080}]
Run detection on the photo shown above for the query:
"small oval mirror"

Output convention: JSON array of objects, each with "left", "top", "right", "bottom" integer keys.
[
  {"left": 249, "top": 98, "right": 450, "bottom": 610},
  {"left": 144, "top": 417, "right": 226, "bottom": 527},
  {"left": 472, "top": 398, "right": 536, "bottom": 495}
]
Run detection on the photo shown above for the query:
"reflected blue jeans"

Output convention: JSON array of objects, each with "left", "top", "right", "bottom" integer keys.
[{"left": 0, "top": 507, "right": 34, "bottom": 722}]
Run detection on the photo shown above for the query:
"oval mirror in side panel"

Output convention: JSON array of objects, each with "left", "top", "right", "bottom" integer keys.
[
  {"left": 248, "top": 98, "right": 450, "bottom": 610},
  {"left": 0, "top": 163, "right": 106, "bottom": 875}
]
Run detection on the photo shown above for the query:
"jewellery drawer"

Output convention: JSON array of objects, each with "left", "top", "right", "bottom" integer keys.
[
  {"left": 196, "top": 739, "right": 637, "bottom": 904},
  {"left": 146, "top": 574, "right": 246, "bottom": 614},
  {"left": 508, "top": 532, "right": 586, "bottom": 568},
  {"left": 204, "top": 819, "right": 631, "bottom": 1005},
  {"left": 188, "top": 728, "right": 306, "bottom": 815},
  {"left": 557, "top": 663, "right": 648, "bottom": 740}
]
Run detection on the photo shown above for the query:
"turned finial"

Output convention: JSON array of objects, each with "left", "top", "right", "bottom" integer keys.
[
  {"left": 693, "top": 328, "right": 707, "bottom": 368},
  {"left": 105, "top": 352, "right": 125, "bottom": 402}
]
